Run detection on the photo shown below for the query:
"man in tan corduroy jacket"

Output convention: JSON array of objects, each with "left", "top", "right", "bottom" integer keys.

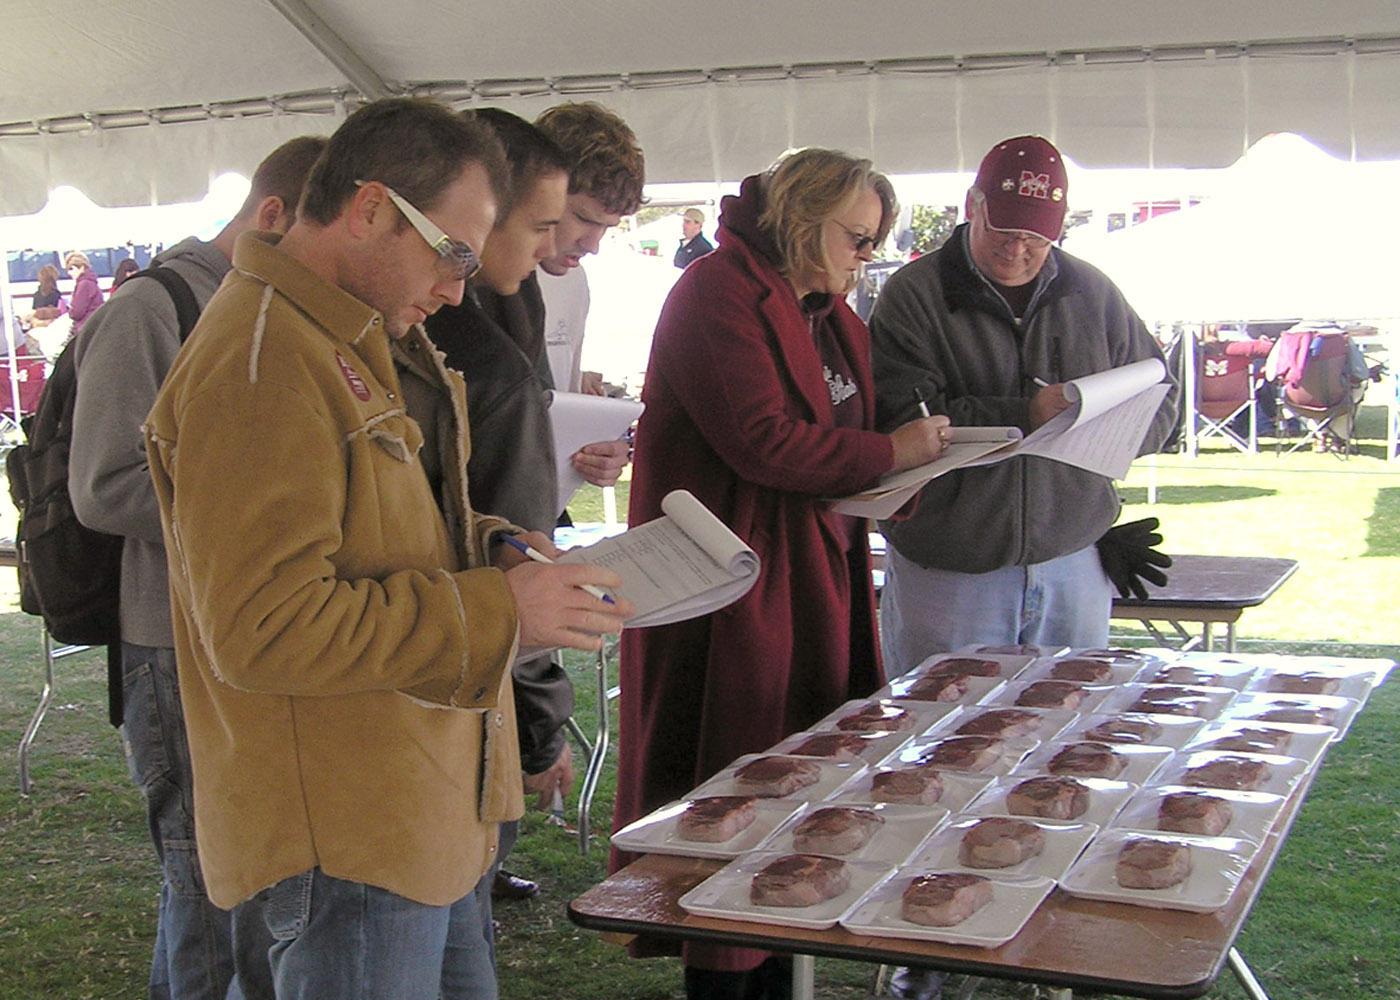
[{"left": 145, "top": 98, "right": 630, "bottom": 1000}]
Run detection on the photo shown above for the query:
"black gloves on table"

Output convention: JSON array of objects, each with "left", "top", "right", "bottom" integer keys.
[{"left": 1095, "top": 517, "right": 1172, "bottom": 600}]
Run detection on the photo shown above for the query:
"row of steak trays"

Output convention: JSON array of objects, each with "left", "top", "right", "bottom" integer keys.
[{"left": 616, "top": 648, "right": 1388, "bottom": 945}]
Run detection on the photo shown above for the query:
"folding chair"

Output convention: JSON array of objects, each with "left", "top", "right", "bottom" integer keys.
[
  {"left": 1273, "top": 330, "right": 1365, "bottom": 456},
  {"left": 0, "top": 353, "right": 47, "bottom": 440},
  {"left": 1196, "top": 352, "right": 1259, "bottom": 453}
]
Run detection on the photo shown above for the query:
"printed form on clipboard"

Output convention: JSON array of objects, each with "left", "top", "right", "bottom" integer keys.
[
  {"left": 828, "top": 358, "right": 1170, "bottom": 520},
  {"left": 558, "top": 489, "right": 761, "bottom": 627}
]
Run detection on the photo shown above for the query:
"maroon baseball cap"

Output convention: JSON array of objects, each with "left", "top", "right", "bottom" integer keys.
[{"left": 973, "top": 135, "right": 1068, "bottom": 241}]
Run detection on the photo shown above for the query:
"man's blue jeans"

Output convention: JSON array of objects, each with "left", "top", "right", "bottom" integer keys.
[
  {"left": 879, "top": 544, "right": 1112, "bottom": 676},
  {"left": 240, "top": 867, "right": 497, "bottom": 1000},
  {"left": 122, "top": 642, "right": 270, "bottom": 1000}
]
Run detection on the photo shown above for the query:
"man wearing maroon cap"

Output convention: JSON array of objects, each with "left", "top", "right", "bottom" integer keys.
[{"left": 869, "top": 135, "right": 1178, "bottom": 677}]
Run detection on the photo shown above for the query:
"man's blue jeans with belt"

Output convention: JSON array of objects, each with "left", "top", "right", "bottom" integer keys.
[{"left": 880, "top": 545, "right": 1112, "bottom": 676}]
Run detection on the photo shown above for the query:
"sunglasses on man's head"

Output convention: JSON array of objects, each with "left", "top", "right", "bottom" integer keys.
[{"left": 355, "top": 180, "right": 481, "bottom": 282}]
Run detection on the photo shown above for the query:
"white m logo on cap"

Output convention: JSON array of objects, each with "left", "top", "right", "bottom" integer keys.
[{"left": 1018, "top": 171, "right": 1050, "bottom": 199}]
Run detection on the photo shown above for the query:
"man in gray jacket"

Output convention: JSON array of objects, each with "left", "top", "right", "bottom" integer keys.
[
  {"left": 68, "top": 134, "right": 326, "bottom": 1000},
  {"left": 870, "top": 135, "right": 1178, "bottom": 676}
]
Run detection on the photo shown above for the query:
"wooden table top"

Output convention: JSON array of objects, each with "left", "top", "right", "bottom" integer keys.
[
  {"left": 570, "top": 756, "right": 1325, "bottom": 999},
  {"left": 1112, "top": 554, "right": 1298, "bottom": 612}
]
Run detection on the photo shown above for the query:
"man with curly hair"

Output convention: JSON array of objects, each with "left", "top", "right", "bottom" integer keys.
[{"left": 534, "top": 101, "right": 647, "bottom": 396}]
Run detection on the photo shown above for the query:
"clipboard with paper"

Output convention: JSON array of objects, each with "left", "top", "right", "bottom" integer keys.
[
  {"left": 558, "top": 489, "right": 761, "bottom": 627},
  {"left": 549, "top": 391, "right": 645, "bottom": 510},
  {"left": 828, "top": 358, "right": 1170, "bottom": 519}
]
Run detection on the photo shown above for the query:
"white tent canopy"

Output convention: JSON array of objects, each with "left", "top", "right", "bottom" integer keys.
[
  {"left": 1063, "top": 133, "right": 1400, "bottom": 323},
  {"left": 3, "top": 1, "right": 1400, "bottom": 213}
]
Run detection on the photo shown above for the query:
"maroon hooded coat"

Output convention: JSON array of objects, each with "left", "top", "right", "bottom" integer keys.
[{"left": 611, "top": 175, "right": 894, "bottom": 971}]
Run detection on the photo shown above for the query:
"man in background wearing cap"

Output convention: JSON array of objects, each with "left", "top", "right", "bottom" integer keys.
[
  {"left": 869, "top": 135, "right": 1178, "bottom": 679},
  {"left": 673, "top": 207, "right": 713, "bottom": 269}
]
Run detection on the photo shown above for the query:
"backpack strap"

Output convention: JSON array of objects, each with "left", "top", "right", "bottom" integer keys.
[
  {"left": 95, "top": 264, "right": 199, "bottom": 727},
  {"left": 130, "top": 265, "right": 201, "bottom": 343}
]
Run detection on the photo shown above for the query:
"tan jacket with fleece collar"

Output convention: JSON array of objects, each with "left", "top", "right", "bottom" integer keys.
[{"left": 146, "top": 231, "right": 525, "bottom": 909}]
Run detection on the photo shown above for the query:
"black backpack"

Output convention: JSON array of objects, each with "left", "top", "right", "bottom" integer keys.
[{"left": 5, "top": 266, "right": 199, "bottom": 724}]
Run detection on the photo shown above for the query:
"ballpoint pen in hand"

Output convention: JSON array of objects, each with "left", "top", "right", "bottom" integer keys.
[
  {"left": 498, "top": 534, "right": 617, "bottom": 605},
  {"left": 913, "top": 386, "right": 1015, "bottom": 444}
]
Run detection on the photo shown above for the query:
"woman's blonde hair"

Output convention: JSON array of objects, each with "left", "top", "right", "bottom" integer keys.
[
  {"left": 64, "top": 250, "right": 91, "bottom": 271},
  {"left": 760, "top": 148, "right": 897, "bottom": 294}
]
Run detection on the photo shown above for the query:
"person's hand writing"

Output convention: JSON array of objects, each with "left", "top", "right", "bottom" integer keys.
[
  {"left": 504, "top": 562, "right": 633, "bottom": 651},
  {"left": 491, "top": 530, "right": 559, "bottom": 570},
  {"left": 572, "top": 439, "right": 630, "bottom": 487},
  {"left": 580, "top": 371, "right": 607, "bottom": 396},
  {"left": 1029, "top": 383, "right": 1071, "bottom": 428},
  {"left": 522, "top": 746, "right": 575, "bottom": 811},
  {"left": 889, "top": 414, "right": 951, "bottom": 471}
]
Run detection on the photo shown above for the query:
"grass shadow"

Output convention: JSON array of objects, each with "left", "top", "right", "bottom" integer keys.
[
  {"left": 1365, "top": 487, "right": 1400, "bottom": 557},
  {"left": 1121, "top": 485, "right": 1276, "bottom": 506}
]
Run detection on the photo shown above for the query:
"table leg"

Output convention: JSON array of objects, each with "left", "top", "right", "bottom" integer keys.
[
  {"left": 1227, "top": 948, "right": 1273, "bottom": 1000},
  {"left": 577, "top": 645, "right": 611, "bottom": 855},
  {"left": 1203, "top": 621, "right": 1215, "bottom": 652},
  {"left": 564, "top": 716, "right": 594, "bottom": 760},
  {"left": 17, "top": 630, "right": 56, "bottom": 796},
  {"left": 791, "top": 954, "right": 814, "bottom": 1000},
  {"left": 1226, "top": 622, "right": 1237, "bottom": 653}
]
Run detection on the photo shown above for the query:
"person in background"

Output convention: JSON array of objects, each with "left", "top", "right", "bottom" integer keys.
[
  {"left": 143, "top": 96, "right": 630, "bottom": 1000},
  {"left": 869, "top": 134, "right": 1178, "bottom": 674},
  {"left": 110, "top": 257, "right": 141, "bottom": 292},
  {"left": 70, "top": 133, "right": 328, "bottom": 1000},
  {"left": 534, "top": 101, "right": 646, "bottom": 397},
  {"left": 31, "top": 263, "right": 64, "bottom": 311},
  {"left": 421, "top": 108, "right": 629, "bottom": 913},
  {"left": 64, "top": 250, "right": 104, "bottom": 333},
  {"left": 673, "top": 207, "right": 714, "bottom": 269},
  {"left": 613, "top": 148, "right": 950, "bottom": 1000}
]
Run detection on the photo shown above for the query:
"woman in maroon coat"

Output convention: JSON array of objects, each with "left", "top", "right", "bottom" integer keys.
[{"left": 613, "top": 149, "right": 951, "bottom": 1000}]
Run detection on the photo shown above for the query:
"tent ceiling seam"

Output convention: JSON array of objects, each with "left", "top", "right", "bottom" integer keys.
[
  {"left": 264, "top": 0, "right": 394, "bottom": 100},
  {"left": 2, "top": 32, "right": 1395, "bottom": 140}
]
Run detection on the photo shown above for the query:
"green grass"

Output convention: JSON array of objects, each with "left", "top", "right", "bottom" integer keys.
[{"left": 2, "top": 425, "right": 1399, "bottom": 999}]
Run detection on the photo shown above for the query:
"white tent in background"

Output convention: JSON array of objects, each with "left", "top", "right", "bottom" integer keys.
[
  {"left": 3, "top": 3, "right": 1400, "bottom": 214},
  {"left": 1063, "top": 134, "right": 1400, "bottom": 325}
]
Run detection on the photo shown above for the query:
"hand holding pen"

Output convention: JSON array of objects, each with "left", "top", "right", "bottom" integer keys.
[
  {"left": 498, "top": 533, "right": 634, "bottom": 652},
  {"left": 889, "top": 387, "right": 952, "bottom": 471},
  {"left": 1028, "top": 378, "right": 1071, "bottom": 429}
]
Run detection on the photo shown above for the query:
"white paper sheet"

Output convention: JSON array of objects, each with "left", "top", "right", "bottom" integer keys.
[
  {"left": 548, "top": 391, "right": 644, "bottom": 509},
  {"left": 963, "top": 358, "right": 1170, "bottom": 480},
  {"left": 829, "top": 358, "right": 1171, "bottom": 516},
  {"left": 558, "top": 489, "right": 760, "bottom": 627},
  {"left": 828, "top": 431, "right": 1022, "bottom": 519}
]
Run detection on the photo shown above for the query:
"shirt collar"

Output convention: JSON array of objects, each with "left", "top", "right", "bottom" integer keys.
[
  {"left": 232, "top": 230, "right": 385, "bottom": 345},
  {"left": 958, "top": 225, "right": 1059, "bottom": 315}
]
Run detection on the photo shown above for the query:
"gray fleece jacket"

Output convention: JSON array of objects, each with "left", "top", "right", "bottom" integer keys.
[
  {"left": 69, "top": 237, "right": 230, "bottom": 647},
  {"left": 869, "top": 225, "right": 1178, "bottom": 573}
]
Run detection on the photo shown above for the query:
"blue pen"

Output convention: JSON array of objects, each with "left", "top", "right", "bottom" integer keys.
[{"left": 499, "top": 534, "right": 617, "bottom": 605}]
